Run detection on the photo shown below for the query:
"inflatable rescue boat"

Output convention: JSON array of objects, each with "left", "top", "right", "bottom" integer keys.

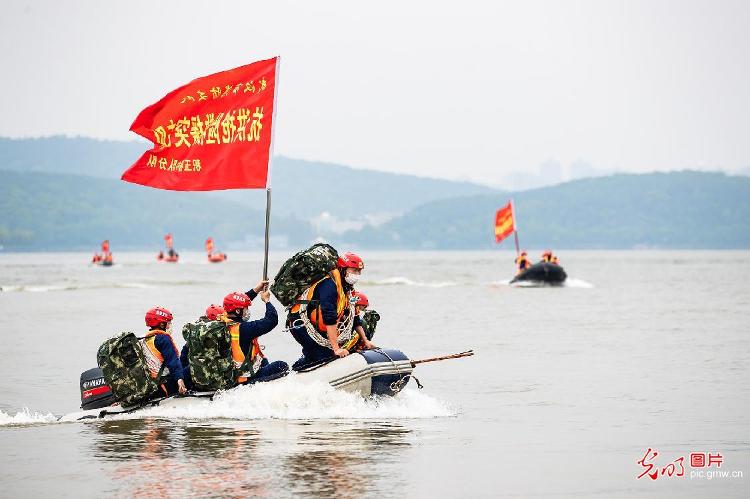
[
  {"left": 207, "top": 252, "right": 227, "bottom": 263},
  {"left": 60, "top": 348, "right": 414, "bottom": 422},
  {"left": 511, "top": 262, "right": 567, "bottom": 285},
  {"left": 157, "top": 252, "right": 179, "bottom": 263}
]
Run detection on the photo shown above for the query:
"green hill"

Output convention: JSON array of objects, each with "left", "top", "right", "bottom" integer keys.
[
  {"left": 0, "top": 136, "right": 498, "bottom": 219},
  {"left": 344, "top": 171, "right": 750, "bottom": 249},
  {"left": 0, "top": 170, "right": 313, "bottom": 251}
]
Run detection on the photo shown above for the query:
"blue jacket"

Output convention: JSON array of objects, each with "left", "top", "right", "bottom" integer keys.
[
  {"left": 237, "top": 288, "right": 279, "bottom": 355},
  {"left": 153, "top": 333, "right": 184, "bottom": 381},
  {"left": 181, "top": 288, "right": 279, "bottom": 364}
]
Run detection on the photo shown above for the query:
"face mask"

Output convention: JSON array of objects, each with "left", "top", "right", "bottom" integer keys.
[
  {"left": 241, "top": 308, "right": 251, "bottom": 321},
  {"left": 345, "top": 272, "right": 360, "bottom": 285}
]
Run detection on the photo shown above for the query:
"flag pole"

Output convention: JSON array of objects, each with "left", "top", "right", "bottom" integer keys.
[
  {"left": 511, "top": 198, "right": 520, "bottom": 256},
  {"left": 263, "top": 188, "right": 271, "bottom": 281},
  {"left": 262, "top": 55, "right": 281, "bottom": 285}
]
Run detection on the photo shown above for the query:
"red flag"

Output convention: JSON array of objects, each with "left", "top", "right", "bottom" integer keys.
[
  {"left": 205, "top": 237, "right": 214, "bottom": 253},
  {"left": 122, "top": 57, "right": 278, "bottom": 191},
  {"left": 165, "top": 233, "right": 174, "bottom": 248},
  {"left": 494, "top": 202, "right": 516, "bottom": 243}
]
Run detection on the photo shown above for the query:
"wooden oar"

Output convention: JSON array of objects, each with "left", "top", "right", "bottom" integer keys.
[{"left": 410, "top": 350, "right": 474, "bottom": 367}]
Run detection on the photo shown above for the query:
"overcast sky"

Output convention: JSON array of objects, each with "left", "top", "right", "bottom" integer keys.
[{"left": 1, "top": 0, "right": 748, "bottom": 185}]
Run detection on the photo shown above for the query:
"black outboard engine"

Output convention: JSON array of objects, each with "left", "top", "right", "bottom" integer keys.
[{"left": 80, "top": 367, "right": 116, "bottom": 410}]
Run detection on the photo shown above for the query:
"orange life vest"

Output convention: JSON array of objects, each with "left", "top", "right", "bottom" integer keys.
[
  {"left": 142, "top": 330, "right": 179, "bottom": 379},
  {"left": 290, "top": 269, "right": 360, "bottom": 350},
  {"left": 227, "top": 322, "right": 263, "bottom": 383},
  {"left": 291, "top": 269, "right": 350, "bottom": 333},
  {"left": 515, "top": 256, "right": 530, "bottom": 272}
]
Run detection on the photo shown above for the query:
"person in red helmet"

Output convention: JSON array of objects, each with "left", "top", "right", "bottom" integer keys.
[
  {"left": 351, "top": 290, "right": 378, "bottom": 343},
  {"left": 515, "top": 251, "right": 531, "bottom": 274},
  {"left": 204, "top": 304, "right": 225, "bottom": 321},
  {"left": 143, "top": 307, "right": 187, "bottom": 396},
  {"left": 541, "top": 250, "right": 559, "bottom": 264},
  {"left": 179, "top": 304, "right": 226, "bottom": 386},
  {"left": 221, "top": 281, "right": 288, "bottom": 383},
  {"left": 288, "top": 252, "right": 375, "bottom": 369},
  {"left": 353, "top": 290, "right": 369, "bottom": 313}
]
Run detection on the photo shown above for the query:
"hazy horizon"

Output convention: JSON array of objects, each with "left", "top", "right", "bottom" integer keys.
[{"left": 2, "top": 0, "right": 749, "bottom": 187}]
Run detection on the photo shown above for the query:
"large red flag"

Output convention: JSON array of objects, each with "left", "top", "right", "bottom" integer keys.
[
  {"left": 122, "top": 57, "right": 278, "bottom": 191},
  {"left": 494, "top": 201, "right": 516, "bottom": 243}
]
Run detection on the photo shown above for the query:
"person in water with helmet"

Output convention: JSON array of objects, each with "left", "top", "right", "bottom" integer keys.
[
  {"left": 143, "top": 307, "right": 188, "bottom": 397},
  {"left": 219, "top": 281, "right": 288, "bottom": 383},
  {"left": 515, "top": 251, "right": 531, "bottom": 274},
  {"left": 288, "top": 252, "right": 376, "bottom": 369}
]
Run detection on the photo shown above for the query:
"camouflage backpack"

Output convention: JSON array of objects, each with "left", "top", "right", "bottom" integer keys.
[
  {"left": 361, "top": 309, "right": 381, "bottom": 341},
  {"left": 182, "top": 318, "right": 236, "bottom": 391},
  {"left": 96, "top": 332, "right": 164, "bottom": 407},
  {"left": 271, "top": 243, "right": 339, "bottom": 307}
]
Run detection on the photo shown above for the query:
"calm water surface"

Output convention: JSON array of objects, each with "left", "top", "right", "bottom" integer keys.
[{"left": 0, "top": 251, "right": 748, "bottom": 497}]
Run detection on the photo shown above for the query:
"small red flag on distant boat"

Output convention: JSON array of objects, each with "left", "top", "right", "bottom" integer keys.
[
  {"left": 494, "top": 201, "right": 516, "bottom": 243},
  {"left": 121, "top": 57, "right": 278, "bottom": 191}
]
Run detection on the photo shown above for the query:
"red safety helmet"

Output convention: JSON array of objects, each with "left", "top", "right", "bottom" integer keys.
[
  {"left": 223, "top": 292, "right": 251, "bottom": 313},
  {"left": 337, "top": 252, "right": 365, "bottom": 270},
  {"left": 205, "top": 304, "right": 225, "bottom": 321},
  {"left": 145, "top": 307, "right": 173, "bottom": 327},
  {"left": 353, "top": 291, "right": 369, "bottom": 308},
  {"left": 521, "top": 250, "right": 528, "bottom": 256},
  {"left": 542, "top": 249, "right": 552, "bottom": 257}
]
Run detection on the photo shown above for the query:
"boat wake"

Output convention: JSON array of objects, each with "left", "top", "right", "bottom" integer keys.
[
  {"left": 0, "top": 408, "right": 58, "bottom": 426},
  {"left": 490, "top": 277, "right": 594, "bottom": 288},
  {"left": 563, "top": 278, "right": 594, "bottom": 288},
  {"left": 0, "top": 377, "right": 456, "bottom": 425},
  {"left": 366, "top": 276, "right": 458, "bottom": 288},
  {"left": 0, "top": 281, "right": 197, "bottom": 293}
]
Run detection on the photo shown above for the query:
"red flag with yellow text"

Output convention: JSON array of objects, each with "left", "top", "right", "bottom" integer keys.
[
  {"left": 494, "top": 201, "right": 516, "bottom": 243},
  {"left": 122, "top": 57, "right": 278, "bottom": 191}
]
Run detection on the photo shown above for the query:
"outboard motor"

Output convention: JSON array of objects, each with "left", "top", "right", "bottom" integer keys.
[{"left": 80, "top": 367, "right": 116, "bottom": 410}]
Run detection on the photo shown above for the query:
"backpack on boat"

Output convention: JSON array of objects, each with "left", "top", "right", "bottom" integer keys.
[
  {"left": 271, "top": 243, "right": 339, "bottom": 307},
  {"left": 96, "top": 332, "right": 164, "bottom": 407},
  {"left": 182, "top": 318, "right": 236, "bottom": 391},
  {"left": 361, "top": 309, "right": 380, "bottom": 341}
]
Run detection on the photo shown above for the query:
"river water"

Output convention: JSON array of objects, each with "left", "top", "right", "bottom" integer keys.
[{"left": 0, "top": 251, "right": 747, "bottom": 497}]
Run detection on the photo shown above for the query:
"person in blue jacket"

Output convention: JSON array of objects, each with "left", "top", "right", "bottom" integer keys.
[
  {"left": 182, "top": 280, "right": 288, "bottom": 385},
  {"left": 287, "top": 252, "right": 376, "bottom": 370},
  {"left": 143, "top": 307, "right": 187, "bottom": 397}
]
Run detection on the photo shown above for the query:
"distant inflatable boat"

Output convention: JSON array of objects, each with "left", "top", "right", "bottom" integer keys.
[
  {"left": 92, "top": 255, "right": 114, "bottom": 266},
  {"left": 60, "top": 348, "right": 414, "bottom": 422},
  {"left": 511, "top": 262, "right": 567, "bottom": 285},
  {"left": 157, "top": 253, "right": 179, "bottom": 263},
  {"left": 207, "top": 253, "right": 227, "bottom": 263}
]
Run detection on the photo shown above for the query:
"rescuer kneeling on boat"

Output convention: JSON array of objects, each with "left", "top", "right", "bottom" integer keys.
[
  {"left": 179, "top": 304, "right": 225, "bottom": 388},
  {"left": 515, "top": 251, "right": 531, "bottom": 274},
  {"left": 143, "top": 307, "right": 188, "bottom": 397},
  {"left": 541, "top": 250, "right": 560, "bottom": 264},
  {"left": 288, "top": 252, "right": 376, "bottom": 369},
  {"left": 221, "top": 283, "right": 289, "bottom": 383}
]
